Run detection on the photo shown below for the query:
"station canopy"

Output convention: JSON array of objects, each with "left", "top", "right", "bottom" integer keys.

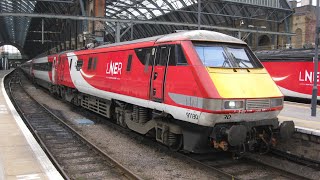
[
  {"left": 104, "top": 0, "right": 293, "bottom": 41},
  {"left": 0, "top": 0, "right": 293, "bottom": 58}
]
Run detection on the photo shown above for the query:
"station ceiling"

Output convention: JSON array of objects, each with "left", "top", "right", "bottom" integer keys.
[{"left": 0, "top": 0, "right": 293, "bottom": 59}]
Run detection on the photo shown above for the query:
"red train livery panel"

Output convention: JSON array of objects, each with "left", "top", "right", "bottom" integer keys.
[{"left": 21, "top": 30, "right": 294, "bottom": 154}]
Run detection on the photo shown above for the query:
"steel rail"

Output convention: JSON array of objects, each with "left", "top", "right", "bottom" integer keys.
[
  {"left": 7, "top": 75, "right": 70, "bottom": 180},
  {"left": 6, "top": 71, "right": 142, "bottom": 180}
]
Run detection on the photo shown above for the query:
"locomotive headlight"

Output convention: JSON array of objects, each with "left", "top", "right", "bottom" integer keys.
[
  {"left": 271, "top": 98, "right": 283, "bottom": 107},
  {"left": 224, "top": 100, "right": 244, "bottom": 110}
]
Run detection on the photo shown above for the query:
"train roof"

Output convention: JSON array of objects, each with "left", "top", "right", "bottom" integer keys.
[
  {"left": 156, "top": 30, "right": 246, "bottom": 44},
  {"left": 97, "top": 30, "right": 246, "bottom": 50},
  {"left": 32, "top": 30, "right": 246, "bottom": 59},
  {"left": 255, "top": 48, "right": 317, "bottom": 61}
]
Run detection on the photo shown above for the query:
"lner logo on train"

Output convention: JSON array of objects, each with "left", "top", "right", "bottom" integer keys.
[
  {"left": 299, "top": 70, "right": 320, "bottom": 85},
  {"left": 106, "top": 61, "right": 123, "bottom": 79}
]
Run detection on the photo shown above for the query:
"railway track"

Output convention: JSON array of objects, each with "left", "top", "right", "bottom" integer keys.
[
  {"left": 9, "top": 70, "right": 320, "bottom": 180},
  {"left": 70, "top": 104, "right": 318, "bottom": 180},
  {"left": 5, "top": 72, "right": 141, "bottom": 180},
  {"left": 183, "top": 152, "right": 312, "bottom": 180}
]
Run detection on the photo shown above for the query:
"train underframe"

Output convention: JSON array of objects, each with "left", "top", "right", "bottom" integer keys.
[{"left": 33, "top": 78, "right": 294, "bottom": 154}]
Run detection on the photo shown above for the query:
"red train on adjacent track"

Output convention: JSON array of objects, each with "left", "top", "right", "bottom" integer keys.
[
  {"left": 21, "top": 30, "right": 294, "bottom": 154},
  {"left": 256, "top": 49, "right": 320, "bottom": 100}
]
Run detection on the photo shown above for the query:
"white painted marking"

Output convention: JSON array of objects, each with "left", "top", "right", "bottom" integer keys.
[
  {"left": 16, "top": 174, "right": 41, "bottom": 180},
  {"left": 32, "top": 56, "right": 48, "bottom": 63},
  {"left": 296, "top": 126, "right": 320, "bottom": 137},
  {"left": 0, "top": 155, "right": 4, "bottom": 180},
  {"left": 1, "top": 72, "right": 64, "bottom": 180},
  {"left": 0, "top": 111, "right": 8, "bottom": 114},
  {"left": 0, "top": 104, "right": 8, "bottom": 114},
  {"left": 33, "top": 70, "right": 51, "bottom": 83},
  {"left": 272, "top": 75, "right": 289, "bottom": 81},
  {"left": 80, "top": 69, "right": 95, "bottom": 78},
  {"left": 279, "top": 86, "right": 320, "bottom": 100}
]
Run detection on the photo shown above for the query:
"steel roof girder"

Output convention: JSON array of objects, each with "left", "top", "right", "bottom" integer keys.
[
  {"left": 107, "top": 0, "right": 148, "bottom": 20},
  {"left": 0, "top": 12, "right": 296, "bottom": 36}
]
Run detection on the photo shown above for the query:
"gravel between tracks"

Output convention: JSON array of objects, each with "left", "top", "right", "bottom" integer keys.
[{"left": 22, "top": 80, "right": 220, "bottom": 179}]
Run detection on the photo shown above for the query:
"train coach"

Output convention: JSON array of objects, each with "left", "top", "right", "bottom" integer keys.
[
  {"left": 20, "top": 60, "right": 32, "bottom": 76},
  {"left": 256, "top": 49, "right": 320, "bottom": 100},
  {"left": 24, "top": 30, "right": 294, "bottom": 154}
]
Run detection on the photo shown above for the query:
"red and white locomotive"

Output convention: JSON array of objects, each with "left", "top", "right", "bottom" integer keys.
[{"left": 22, "top": 30, "right": 294, "bottom": 154}]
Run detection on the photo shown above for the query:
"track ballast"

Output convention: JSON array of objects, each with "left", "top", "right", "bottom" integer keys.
[{"left": 6, "top": 71, "right": 141, "bottom": 180}]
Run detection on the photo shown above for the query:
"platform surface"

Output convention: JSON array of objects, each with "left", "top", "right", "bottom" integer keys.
[
  {"left": 279, "top": 101, "right": 320, "bottom": 136},
  {"left": 0, "top": 70, "right": 63, "bottom": 180}
]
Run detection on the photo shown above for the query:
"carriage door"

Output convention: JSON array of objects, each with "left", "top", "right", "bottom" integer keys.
[{"left": 151, "top": 45, "right": 172, "bottom": 102}]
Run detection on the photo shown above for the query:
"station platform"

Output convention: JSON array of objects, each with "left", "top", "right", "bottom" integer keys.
[
  {"left": 0, "top": 70, "right": 63, "bottom": 180},
  {"left": 279, "top": 101, "right": 320, "bottom": 136}
]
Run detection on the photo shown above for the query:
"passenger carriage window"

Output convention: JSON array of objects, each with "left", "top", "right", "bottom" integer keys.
[
  {"left": 126, "top": 55, "right": 133, "bottom": 71},
  {"left": 47, "top": 62, "right": 52, "bottom": 71},
  {"left": 33, "top": 62, "right": 52, "bottom": 71}
]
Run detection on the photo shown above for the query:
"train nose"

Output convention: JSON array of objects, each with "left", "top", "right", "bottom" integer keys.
[{"left": 279, "top": 121, "right": 295, "bottom": 140}]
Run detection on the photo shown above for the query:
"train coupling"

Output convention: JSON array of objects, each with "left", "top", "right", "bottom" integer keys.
[
  {"left": 210, "top": 121, "right": 295, "bottom": 153},
  {"left": 210, "top": 124, "right": 247, "bottom": 151}
]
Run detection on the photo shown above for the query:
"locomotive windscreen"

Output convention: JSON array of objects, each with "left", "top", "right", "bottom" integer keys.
[{"left": 193, "top": 43, "right": 263, "bottom": 68}]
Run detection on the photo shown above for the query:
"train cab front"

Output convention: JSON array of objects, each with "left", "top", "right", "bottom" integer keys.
[{"left": 192, "top": 42, "right": 295, "bottom": 155}]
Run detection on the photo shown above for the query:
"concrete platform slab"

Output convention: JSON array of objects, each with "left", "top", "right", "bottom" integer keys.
[
  {"left": 279, "top": 101, "right": 320, "bottom": 135},
  {"left": 0, "top": 70, "right": 63, "bottom": 180}
]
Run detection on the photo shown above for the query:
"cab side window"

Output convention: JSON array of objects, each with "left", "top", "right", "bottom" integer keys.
[
  {"left": 135, "top": 47, "right": 153, "bottom": 65},
  {"left": 155, "top": 45, "right": 187, "bottom": 66},
  {"left": 76, "top": 60, "right": 83, "bottom": 71},
  {"left": 134, "top": 45, "right": 188, "bottom": 67},
  {"left": 159, "top": 46, "right": 169, "bottom": 66},
  {"left": 175, "top": 45, "right": 187, "bottom": 65}
]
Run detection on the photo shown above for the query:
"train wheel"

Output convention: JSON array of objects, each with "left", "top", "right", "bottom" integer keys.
[
  {"left": 232, "top": 144, "right": 246, "bottom": 160},
  {"left": 49, "top": 85, "right": 54, "bottom": 94},
  {"left": 168, "top": 133, "right": 183, "bottom": 151},
  {"left": 72, "top": 95, "right": 81, "bottom": 106}
]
